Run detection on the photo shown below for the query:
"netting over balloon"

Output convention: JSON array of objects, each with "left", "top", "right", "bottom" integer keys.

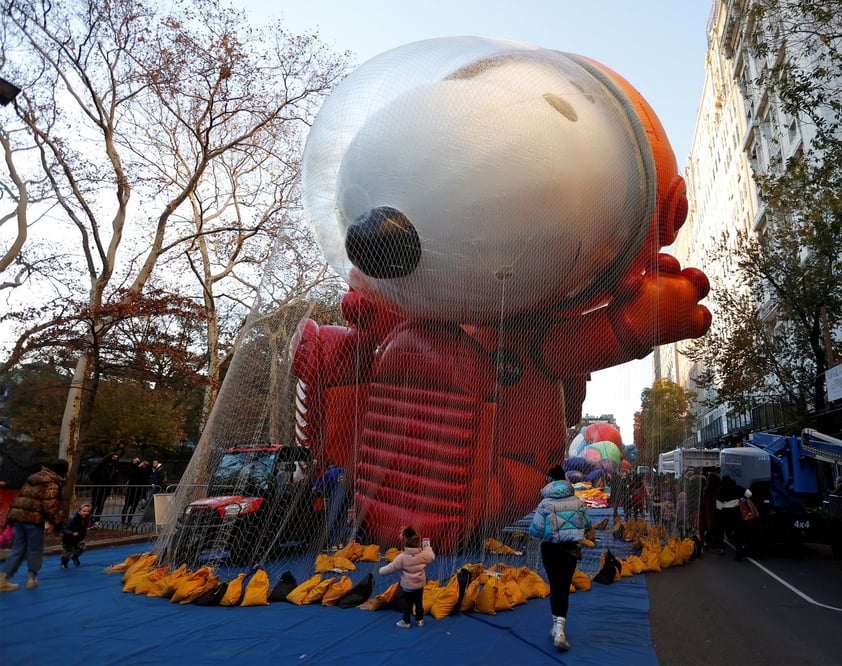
[{"left": 153, "top": 36, "right": 711, "bottom": 586}]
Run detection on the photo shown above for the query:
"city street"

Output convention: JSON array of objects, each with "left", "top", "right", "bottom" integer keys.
[{"left": 648, "top": 542, "right": 842, "bottom": 666}]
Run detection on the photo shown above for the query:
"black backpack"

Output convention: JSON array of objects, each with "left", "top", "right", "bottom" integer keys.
[
  {"left": 268, "top": 570, "right": 298, "bottom": 602},
  {"left": 337, "top": 573, "right": 374, "bottom": 608},
  {"left": 195, "top": 581, "right": 229, "bottom": 606},
  {"left": 593, "top": 549, "right": 622, "bottom": 585}
]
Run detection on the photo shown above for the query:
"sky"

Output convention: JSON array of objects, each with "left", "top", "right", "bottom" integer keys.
[{"left": 240, "top": 0, "right": 716, "bottom": 442}]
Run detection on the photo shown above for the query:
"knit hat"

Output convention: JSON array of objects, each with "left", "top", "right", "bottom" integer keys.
[{"left": 45, "top": 458, "right": 69, "bottom": 478}]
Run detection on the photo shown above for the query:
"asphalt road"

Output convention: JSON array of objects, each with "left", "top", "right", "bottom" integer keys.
[{"left": 647, "top": 541, "right": 842, "bottom": 666}]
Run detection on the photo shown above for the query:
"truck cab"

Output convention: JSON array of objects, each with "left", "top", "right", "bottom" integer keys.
[
  {"left": 720, "top": 430, "right": 842, "bottom": 556},
  {"left": 168, "top": 444, "right": 321, "bottom": 566}
]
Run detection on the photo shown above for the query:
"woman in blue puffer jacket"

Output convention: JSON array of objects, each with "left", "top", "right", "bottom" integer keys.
[{"left": 529, "top": 465, "right": 592, "bottom": 652}]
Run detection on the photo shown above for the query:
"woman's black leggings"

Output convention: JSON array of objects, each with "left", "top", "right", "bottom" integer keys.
[{"left": 540, "top": 541, "right": 578, "bottom": 617}]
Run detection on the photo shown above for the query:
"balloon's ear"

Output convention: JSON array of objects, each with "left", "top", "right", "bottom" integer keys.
[{"left": 659, "top": 175, "right": 688, "bottom": 247}]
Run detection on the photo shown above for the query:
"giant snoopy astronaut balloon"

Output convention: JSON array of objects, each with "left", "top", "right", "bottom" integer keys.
[{"left": 292, "top": 37, "right": 711, "bottom": 552}]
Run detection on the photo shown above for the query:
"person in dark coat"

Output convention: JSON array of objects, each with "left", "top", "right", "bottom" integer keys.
[
  {"left": 312, "top": 460, "right": 350, "bottom": 548},
  {"left": 122, "top": 458, "right": 151, "bottom": 524},
  {"left": 609, "top": 471, "right": 629, "bottom": 523},
  {"left": 716, "top": 474, "right": 752, "bottom": 561},
  {"left": 0, "top": 459, "right": 68, "bottom": 592},
  {"left": 89, "top": 452, "right": 120, "bottom": 523},
  {"left": 61, "top": 503, "right": 93, "bottom": 568},
  {"left": 139, "top": 458, "right": 164, "bottom": 508}
]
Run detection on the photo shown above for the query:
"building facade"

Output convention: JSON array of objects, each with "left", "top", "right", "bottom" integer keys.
[{"left": 664, "top": 0, "right": 839, "bottom": 445}]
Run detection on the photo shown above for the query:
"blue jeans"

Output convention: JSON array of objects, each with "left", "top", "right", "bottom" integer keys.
[{"left": 3, "top": 522, "right": 46, "bottom": 579}]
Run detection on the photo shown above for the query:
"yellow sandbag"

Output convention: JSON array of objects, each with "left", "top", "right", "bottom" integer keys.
[
  {"left": 626, "top": 554, "right": 646, "bottom": 574},
  {"left": 659, "top": 543, "right": 677, "bottom": 569},
  {"left": 384, "top": 547, "right": 401, "bottom": 562},
  {"left": 170, "top": 567, "right": 214, "bottom": 604},
  {"left": 474, "top": 578, "right": 499, "bottom": 615},
  {"left": 679, "top": 538, "right": 696, "bottom": 563},
  {"left": 322, "top": 575, "right": 354, "bottom": 606},
  {"left": 459, "top": 578, "right": 481, "bottom": 612},
  {"left": 286, "top": 574, "right": 323, "bottom": 606},
  {"left": 315, "top": 553, "right": 334, "bottom": 573},
  {"left": 177, "top": 573, "right": 219, "bottom": 605},
  {"left": 132, "top": 566, "right": 171, "bottom": 595},
  {"left": 422, "top": 580, "right": 440, "bottom": 613},
  {"left": 461, "top": 562, "right": 485, "bottom": 578},
  {"left": 123, "top": 568, "right": 152, "bottom": 593},
  {"left": 331, "top": 555, "right": 357, "bottom": 571},
  {"left": 644, "top": 550, "right": 662, "bottom": 573},
  {"left": 430, "top": 575, "right": 460, "bottom": 620},
  {"left": 569, "top": 583, "right": 576, "bottom": 593},
  {"left": 219, "top": 572, "right": 248, "bottom": 606},
  {"left": 619, "top": 559, "right": 635, "bottom": 577},
  {"left": 106, "top": 551, "right": 149, "bottom": 574},
  {"left": 368, "top": 581, "right": 401, "bottom": 611},
  {"left": 515, "top": 567, "right": 549, "bottom": 599},
  {"left": 300, "top": 576, "right": 335, "bottom": 605},
  {"left": 572, "top": 568, "right": 591, "bottom": 591},
  {"left": 121, "top": 552, "right": 157, "bottom": 584},
  {"left": 241, "top": 569, "right": 272, "bottom": 607},
  {"left": 499, "top": 573, "right": 526, "bottom": 608},
  {"left": 484, "top": 538, "right": 519, "bottom": 555},
  {"left": 360, "top": 544, "right": 381, "bottom": 562},
  {"left": 148, "top": 564, "right": 188, "bottom": 598}
]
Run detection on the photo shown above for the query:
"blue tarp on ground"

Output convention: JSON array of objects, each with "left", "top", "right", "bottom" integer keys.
[{"left": 0, "top": 515, "right": 658, "bottom": 665}]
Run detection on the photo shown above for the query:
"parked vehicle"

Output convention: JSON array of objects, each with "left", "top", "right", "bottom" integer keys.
[
  {"left": 719, "top": 429, "right": 842, "bottom": 557},
  {"left": 168, "top": 444, "right": 321, "bottom": 566},
  {"left": 658, "top": 447, "right": 721, "bottom": 478}
]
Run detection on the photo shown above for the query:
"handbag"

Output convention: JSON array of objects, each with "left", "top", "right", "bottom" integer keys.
[
  {"left": 0, "top": 523, "right": 14, "bottom": 548},
  {"left": 739, "top": 497, "right": 760, "bottom": 521}
]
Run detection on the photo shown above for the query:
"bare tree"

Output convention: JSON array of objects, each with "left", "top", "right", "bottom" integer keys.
[{"left": 0, "top": 0, "right": 349, "bottom": 488}]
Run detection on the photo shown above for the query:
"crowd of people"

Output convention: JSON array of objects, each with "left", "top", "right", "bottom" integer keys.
[
  {"left": 603, "top": 466, "right": 758, "bottom": 561},
  {"left": 0, "top": 450, "right": 171, "bottom": 592},
  {"left": 86, "top": 453, "right": 166, "bottom": 525}
]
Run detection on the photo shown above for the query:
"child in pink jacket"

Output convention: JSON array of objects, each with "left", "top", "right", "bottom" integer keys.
[{"left": 378, "top": 527, "right": 435, "bottom": 628}]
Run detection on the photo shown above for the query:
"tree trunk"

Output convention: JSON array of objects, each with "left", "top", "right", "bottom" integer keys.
[{"left": 57, "top": 351, "right": 91, "bottom": 520}]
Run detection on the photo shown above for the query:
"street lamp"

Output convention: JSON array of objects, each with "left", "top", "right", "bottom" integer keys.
[{"left": 0, "top": 78, "right": 21, "bottom": 106}]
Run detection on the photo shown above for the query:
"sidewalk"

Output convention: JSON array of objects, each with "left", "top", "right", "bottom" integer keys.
[{"left": 0, "top": 524, "right": 156, "bottom": 560}]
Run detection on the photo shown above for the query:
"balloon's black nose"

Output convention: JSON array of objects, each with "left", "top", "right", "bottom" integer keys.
[{"left": 345, "top": 207, "right": 421, "bottom": 279}]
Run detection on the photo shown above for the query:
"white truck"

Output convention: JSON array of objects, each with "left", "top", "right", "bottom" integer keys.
[{"left": 658, "top": 447, "right": 721, "bottom": 478}]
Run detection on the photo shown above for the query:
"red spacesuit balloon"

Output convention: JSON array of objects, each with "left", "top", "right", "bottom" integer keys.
[{"left": 293, "top": 37, "right": 710, "bottom": 552}]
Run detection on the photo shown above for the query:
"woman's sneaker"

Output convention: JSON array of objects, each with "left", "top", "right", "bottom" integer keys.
[
  {"left": 416, "top": 619, "right": 425, "bottom": 627},
  {"left": 25, "top": 573, "right": 38, "bottom": 589},
  {"left": 395, "top": 620, "right": 411, "bottom": 628}
]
